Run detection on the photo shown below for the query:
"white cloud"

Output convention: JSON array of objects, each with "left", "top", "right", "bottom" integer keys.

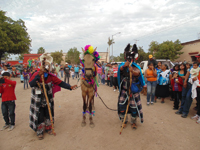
[{"left": 1, "top": 0, "right": 200, "bottom": 58}]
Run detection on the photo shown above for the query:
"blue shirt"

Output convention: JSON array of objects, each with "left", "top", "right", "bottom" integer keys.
[
  {"left": 157, "top": 70, "right": 171, "bottom": 85},
  {"left": 68, "top": 65, "right": 72, "bottom": 69},
  {"left": 74, "top": 67, "right": 79, "bottom": 73}
]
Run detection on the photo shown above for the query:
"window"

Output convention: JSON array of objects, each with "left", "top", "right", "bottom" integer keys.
[{"left": 191, "top": 56, "right": 197, "bottom": 62}]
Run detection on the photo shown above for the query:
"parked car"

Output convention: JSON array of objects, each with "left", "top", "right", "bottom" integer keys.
[{"left": 140, "top": 59, "right": 174, "bottom": 74}]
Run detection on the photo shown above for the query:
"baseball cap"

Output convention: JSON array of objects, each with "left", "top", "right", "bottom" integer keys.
[
  {"left": 195, "top": 54, "right": 200, "bottom": 58},
  {"left": 149, "top": 55, "right": 153, "bottom": 59}
]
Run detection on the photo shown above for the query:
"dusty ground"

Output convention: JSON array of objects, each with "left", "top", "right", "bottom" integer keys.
[{"left": 0, "top": 77, "right": 200, "bottom": 150}]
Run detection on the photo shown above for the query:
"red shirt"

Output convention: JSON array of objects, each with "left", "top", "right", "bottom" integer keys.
[
  {"left": 113, "top": 67, "right": 118, "bottom": 77},
  {"left": 171, "top": 77, "right": 183, "bottom": 92},
  {"left": 0, "top": 78, "right": 17, "bottom": 102}
]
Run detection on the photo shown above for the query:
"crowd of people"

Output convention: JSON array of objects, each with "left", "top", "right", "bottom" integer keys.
[
  {"left": 0, "top": 52, "right": 200, "bottom": 135},
  {"left": 144, "top": 54, "right": 200, "bottom": 124}
]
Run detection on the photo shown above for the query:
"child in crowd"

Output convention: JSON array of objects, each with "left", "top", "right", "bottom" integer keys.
[
  {"left": 71, "top": 68, "right": 75, "bottom": 79},
  {"left": 107, "top": 70, "right": 111, "bottom": 86},
  {"left": 113, "top": 63, "right": 118, "bottom": 91},
  {"left": 186, "top": 62, "right": 191, "bottom": 71},
  {"left": 101, "top": 72, "right": 105, "bottom": 85},
  {"left": 0, "top": 72, "right": 16, "bottom": 131},
  {"left": 171, "top": 71, "right": 183, "bottom": 110},
  {"left": 23, "top": 69, "right": 29, "bottom": 89},
  {"left": 189, "top": 62, "right": 200, "bottom": 99}
]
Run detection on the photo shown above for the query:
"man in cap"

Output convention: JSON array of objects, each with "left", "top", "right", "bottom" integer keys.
[
  {"left": 148, "top": 55, "right": 157, "bottom": 68},
  {"left": 64, "top": 62, "right": 70, "bottom": 84},
  {"left": 29, "top": 53, "right": 77, "bottom": 140}
]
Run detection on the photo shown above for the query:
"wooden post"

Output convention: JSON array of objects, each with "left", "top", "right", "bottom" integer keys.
[
  {"left": 41, "top": 75, "right": 56, "bottom": 136},
  {"left": 120, "top": 62, "right": 132, "bottom": 135}
]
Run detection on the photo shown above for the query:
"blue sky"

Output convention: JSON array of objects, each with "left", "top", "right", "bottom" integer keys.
[{"left": 1, "top": 0, "right": 200, "bottom": 59}]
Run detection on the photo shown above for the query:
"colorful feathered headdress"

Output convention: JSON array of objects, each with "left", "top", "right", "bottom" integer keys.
[{"left": 82, "top": 45, "right": 100, "bottom": 62}]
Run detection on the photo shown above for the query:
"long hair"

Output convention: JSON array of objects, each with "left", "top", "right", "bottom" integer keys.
[{"left": 179, "top": 63, "right": 187, "bottom": 76}]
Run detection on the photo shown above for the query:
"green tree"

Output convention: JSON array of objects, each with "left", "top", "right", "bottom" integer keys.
[
  {"left": 37, "top": 47, "right": 45, "bottom": 54},
  {"left": 107, "top": 37, "right": 114, "bottom": 61},
  {"left": 149, "top": 40, "right": 183, "bottom": 61},
  {"left": 136, "top": 46, "right": 149, "bottom": 63},
  {"left": 51, "top": 50, "right": 63, "bottom": 64},
  {"left": 2, "top": 52, "right": 10, "bottom": 60},
  {"left": 66, "top": 47, "right": 80, "bottom": 64},
  {"left": 0, "top": 10, "right": 31, "bottom": 64}
]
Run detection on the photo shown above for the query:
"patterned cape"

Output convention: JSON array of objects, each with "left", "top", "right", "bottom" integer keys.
[{"left": 29, "top": 82, "right": 54, "bottom": 131}]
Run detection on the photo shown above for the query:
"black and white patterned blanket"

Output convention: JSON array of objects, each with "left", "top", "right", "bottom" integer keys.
[{"left": 29, "top": 82, "right": 54, "bottom": 131}]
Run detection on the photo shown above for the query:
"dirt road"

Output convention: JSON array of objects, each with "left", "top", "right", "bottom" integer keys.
[{"left": 0, "top": 77, "right": 199, "bottom": 150}]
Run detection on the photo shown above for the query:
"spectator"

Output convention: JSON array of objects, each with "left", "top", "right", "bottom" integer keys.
[
  {"left": 171, "top": 64, "right": 179, "bottom": 73},
  {"left": 64, "top": 63, "right": 70, "bottom": 84},
  {"left": 170, "top": 64, "right": 180, "bottom": 101},
  {"left": 186, "top": 62, "right": 191, "bottom": 71},
  {"left": 74, "top": 65, "right": 79, "bottom": 79},
  {"left": 97, "top": 64, "right": 102, "bottom": 84},
  {"left": 23, "top": 69, "right": 29, "bottom": 89},
  {"left": 191, "top": 69, "right": 200, "bottom": 123},
  {"left": 148, "top": 55, "right": 157, "bottom": 68},
  {"left": 101, "top": 72, "right": 105, "bottom": 85},
  {"left": 107, "top": 70, "right": 111, "bottom": 86},
  {"left": 0, "top": 72, "right": 17, "bottom": 131},
  {"left": 113, "top": 63, "right": 118, "bottom": 91},
  {"left": 110, "top": 64, "right": 114, "bottom": 87},
  {"left": 145, "top": 62, "right": 157, "bottom": 105},
  {"left": 60, "top": 65, "right": 64, "bottom": 78},
  {"left": 68, "top": 63, "right": 72, "bottom": 69},
  {"left": 71, "top": 68, "right": 75, "bottom": 79},
  {"left": 176, "top": 54, "right": 200, "bottom": 118},
  {"left": 155, "top": 64, "right": 171, "bottom": 103},
  {"left": 1, "top": 66, "right": 10, "bottom": 75},
  {"left": 55, "top": 63, "right": 60, "bottom": 78},
  {"left": 188, "top": 62, "right": 200, "bottom": 99},
  {"left": 171, "top": 71, "right": 183, "bottom": 110},
  {"left": 156, "top": 61, "right": 162, "bottom": 71}
]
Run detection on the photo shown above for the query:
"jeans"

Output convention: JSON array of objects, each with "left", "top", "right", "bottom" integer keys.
[
  {"left": 75, "top": 72, "right": 79, "bottom": 79},
  {"left": 147, "top": 81, "right": 157, "bottom": 103},
  {"left": 173, "top": 91, "right": 182, "bottom": 109},
  {"left": 72, "top": 75, "right": 75, "bottom": 79},
  {"left": 110, "top": 76, "right": 113, "bottom": 87},
  {"left": 102, "top": 78, "right": 105, "bottom": 84},
  {"left": 107, "top": 80, "right": 110, "bottom": 86},
  {"left": 1, "top": 101, "right": 16, "bottom": 125},
  {"left": 64, "top": 74, "right": 70, "bottom": 84},
  {"left": 181, "top": 83, "right": 192, "bottom": 115},
  {"left": 60, "top": 70, "right": 64, "bottom": 78},
  {"left": 24, "top": 79, "right": 28, "bottom": 89},
  {"left": 196, "top": 88, "right": 200, "bottom": 116}
]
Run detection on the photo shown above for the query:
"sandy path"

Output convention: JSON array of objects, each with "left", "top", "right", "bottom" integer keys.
[{"left": 0, "top": 77, "right": 199, "bottom": 150}]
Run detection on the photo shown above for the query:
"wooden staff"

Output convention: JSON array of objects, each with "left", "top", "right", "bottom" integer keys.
[
  {"left": 120, "top": 61, "right": 132, "bottom": 135},
  {"left": 40, "top": 74, "right": 56, "bottom": 136}
]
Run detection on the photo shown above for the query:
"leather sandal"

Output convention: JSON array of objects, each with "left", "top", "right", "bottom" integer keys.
[{"left": 131, "top": 123, "right": 137, "bottom": 129}]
